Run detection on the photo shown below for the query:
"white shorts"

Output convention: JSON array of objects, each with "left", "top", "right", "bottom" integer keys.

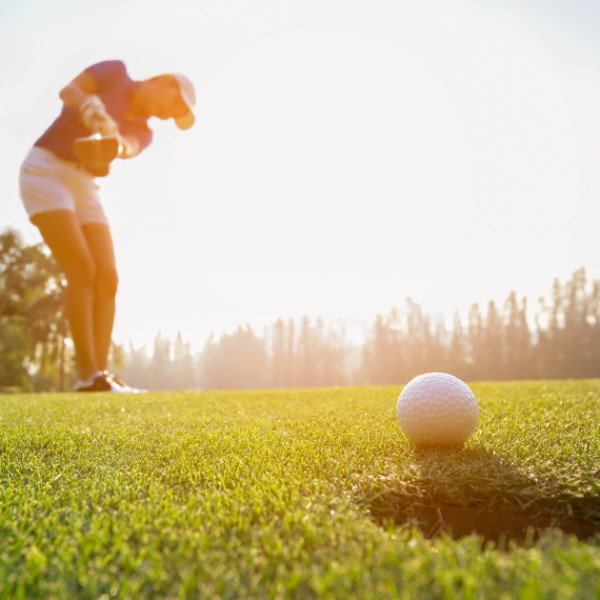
[{"left": 19, "top": 146, "right": 108, "bottom": 225}]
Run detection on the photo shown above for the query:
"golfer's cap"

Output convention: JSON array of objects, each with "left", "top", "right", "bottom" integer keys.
[{"left": 170, "top": 73, "right": 196, "bottom": 130}]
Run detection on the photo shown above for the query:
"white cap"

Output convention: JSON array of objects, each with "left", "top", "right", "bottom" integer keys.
[{"left": 170, "top": 73, "right": 196, "bottom": 130}]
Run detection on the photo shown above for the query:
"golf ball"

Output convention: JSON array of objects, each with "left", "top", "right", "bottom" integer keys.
[{"left": 396, "top": 372, "right": 478, "bottom": 447}]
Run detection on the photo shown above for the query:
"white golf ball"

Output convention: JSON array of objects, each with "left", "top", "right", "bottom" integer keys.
[{"left": 396, "top": 372, "right": 479, "bottom": 447}]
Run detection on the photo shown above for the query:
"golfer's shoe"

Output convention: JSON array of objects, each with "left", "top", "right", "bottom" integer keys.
[
  {"left": 74, "top": 371, "right": 131, "bottom": 393},
  {"left": 102, "top": 371, "right": 145, "bottom": 393}
]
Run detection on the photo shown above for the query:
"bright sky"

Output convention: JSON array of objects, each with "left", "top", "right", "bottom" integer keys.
[{"left": 2, "top": 0, "right": 600, "bottom": 349}]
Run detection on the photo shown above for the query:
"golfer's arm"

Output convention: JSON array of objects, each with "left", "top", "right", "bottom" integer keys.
[
  {"left": 59, "top": 70, "right": 98, "bottom": 110},
  {"left": 60, "top": 69, "right": 139, "bottom": 158}
]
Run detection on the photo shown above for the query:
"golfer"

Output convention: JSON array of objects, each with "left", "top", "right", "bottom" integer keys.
[{"left": 19, "top": 60, "right": 196, "bottom": 392}]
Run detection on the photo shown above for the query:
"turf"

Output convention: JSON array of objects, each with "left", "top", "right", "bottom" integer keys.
[{"left": 0, "top": 381, "right": 599, "bottom": 599}]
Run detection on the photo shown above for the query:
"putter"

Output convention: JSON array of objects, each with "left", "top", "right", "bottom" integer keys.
[{"left": 73, "top": 132, "right": 121, "bottom": 177}]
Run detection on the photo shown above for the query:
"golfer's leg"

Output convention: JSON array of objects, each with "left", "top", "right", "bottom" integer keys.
[
  {"left": 30, "top": 210, "right": 98, "bottom": 380},
  {"left": 81, "top": 223, "right": 118, "bottom": 372}
]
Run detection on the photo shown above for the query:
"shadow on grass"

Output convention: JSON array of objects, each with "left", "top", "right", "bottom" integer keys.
[{"left": 353, "top": 447, "right": 600, "bottom": 546}]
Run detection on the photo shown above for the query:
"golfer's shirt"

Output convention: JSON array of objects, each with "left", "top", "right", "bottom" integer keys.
[{"left": 35, "top": 60, "right": 153, "bottom": 165}]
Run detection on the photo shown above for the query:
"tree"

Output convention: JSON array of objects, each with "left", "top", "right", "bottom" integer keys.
[
  {"left": 466, "top": 303, "right": 484, "bottom": 379},
  {"left": 0, "top": 317, "right": 29, "bottom": 390},
  {"left": 563, "top": 268, "right": 593, "bottom": 377},
  {"left": 362, "top": 311, "right": 403, "bottom": 384},
  {"left": 318, "top": 322, "right": 348, "bottom": 387},
  {"left": 121, "top": 341, "right": 150, "bottom": 389},
  {"left": 149, "top": 332, "right": 173, "bottom": 390},
  {"left": 589, "top": 278, "right": 600, "bottom": 377},
  {"left": 286, "top": 318, "right": 297, "bottom": 387},
  {"left": 447, "top": 311, "right": 468, "bottom": 377},
  {"left": 199, "top": 325, "right": 268, "bottom": 390},
  {"left": 544, "top": 278, "right": 567, "bottom": 377},
  {"left": 172, "top": 332, "right": 198, "bottom": 389},
  {"left": 0, "top": 228, "right": 68, "bottom": 391},
  {"left": 269, "top": 318, "right": 287, "bottom": 388},
  {"left": 482, "top": 300, "right": 504, "bottom": 379},
  {"left": 503, "top": 291, "right": 531, "bottom": 379},
  {"left": 298, "top": 316, "right": 318, "bottom": 386}
]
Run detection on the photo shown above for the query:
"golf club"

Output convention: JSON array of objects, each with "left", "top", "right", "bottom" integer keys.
[{"left": 73, "top": 132, "right": 121, "bottom": 177}]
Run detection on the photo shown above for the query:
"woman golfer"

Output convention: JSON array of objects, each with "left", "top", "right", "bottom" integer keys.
[{"left": 19, "top": 60, "right": 195, "bottom": 392}]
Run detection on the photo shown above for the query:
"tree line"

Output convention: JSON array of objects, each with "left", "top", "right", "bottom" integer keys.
[
  {"left": 2, "top": 227, "right": 599, "bottom": 391},
  {"left": 119, "top": 317, "right": 352, "bottom": 391}
]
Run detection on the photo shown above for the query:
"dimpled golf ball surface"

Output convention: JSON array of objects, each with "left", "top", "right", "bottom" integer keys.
[{"left": 397, "top": 372, "right": 478, "bottom": 447}]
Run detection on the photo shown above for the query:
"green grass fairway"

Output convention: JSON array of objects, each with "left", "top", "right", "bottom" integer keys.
[{"left": 1, "top": 381, "right": 599, "bottom": 599}]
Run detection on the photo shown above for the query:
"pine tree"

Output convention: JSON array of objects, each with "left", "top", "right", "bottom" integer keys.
[
  {"left": 172, "top": 332, "right": 198, "bottom": 389},
  {"left": 483, "top": 301, "right": 504, "bottom": 379},
  {"left": 503, "top": 291, "right": 531, "bottom": 379},
  {"left": 198, "top": 326, "right": 268, "bottom": 390},
  {"left": 150, "top": 332, "right": 172, "bottom": 390},
  {"left": 448, "top": 311, "right": 468, "bottom": 377},
  {"left": 270, "top": 318, "right": 287, "bottom": 388},
  {"left": 467, "top": 303, "right": 484, "bottom": 379},
  {"left": 122, "top": 341, "right": 150, "bottom": 389}
]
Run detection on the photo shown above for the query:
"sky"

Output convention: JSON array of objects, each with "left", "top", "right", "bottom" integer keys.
[{"left": 2, "top": 0, "right": 600, "bottom": 349}]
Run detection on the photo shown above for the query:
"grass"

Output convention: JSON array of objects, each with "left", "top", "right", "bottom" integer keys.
[{"left": 0, "top": 380, "right": 598, "bottom": 599}]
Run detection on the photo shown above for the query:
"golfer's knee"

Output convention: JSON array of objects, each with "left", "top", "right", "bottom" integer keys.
[
  {"left": 66, "top": 258, "right": 96, "bottom": 291},
  {"left": 95, "top": 268, "right": 119, "bottom": 297}
]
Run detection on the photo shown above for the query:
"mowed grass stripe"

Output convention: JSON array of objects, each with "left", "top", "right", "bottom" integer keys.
[{"left": 0, "top": 382, "right": 599, "bottom": 599}]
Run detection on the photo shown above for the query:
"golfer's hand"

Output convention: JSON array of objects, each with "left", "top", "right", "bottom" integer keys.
[
  {"left": 79, "top": 95, "right": 119, "bottom": 136},
  {"left": 117, "top": 134, "right": 140, "bottom": 158}
]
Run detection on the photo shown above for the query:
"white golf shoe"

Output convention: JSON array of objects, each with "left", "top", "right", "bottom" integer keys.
[{"left": 74, "top": 371, "right": 144, "bottom": 393}]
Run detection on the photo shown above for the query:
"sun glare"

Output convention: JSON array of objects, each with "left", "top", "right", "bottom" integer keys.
[
  {"left": 121, "top": 12, "right": 581, "bottom": 347},
  {"left": 2, "top": 0, "right": 595, "bottom": 350}
]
